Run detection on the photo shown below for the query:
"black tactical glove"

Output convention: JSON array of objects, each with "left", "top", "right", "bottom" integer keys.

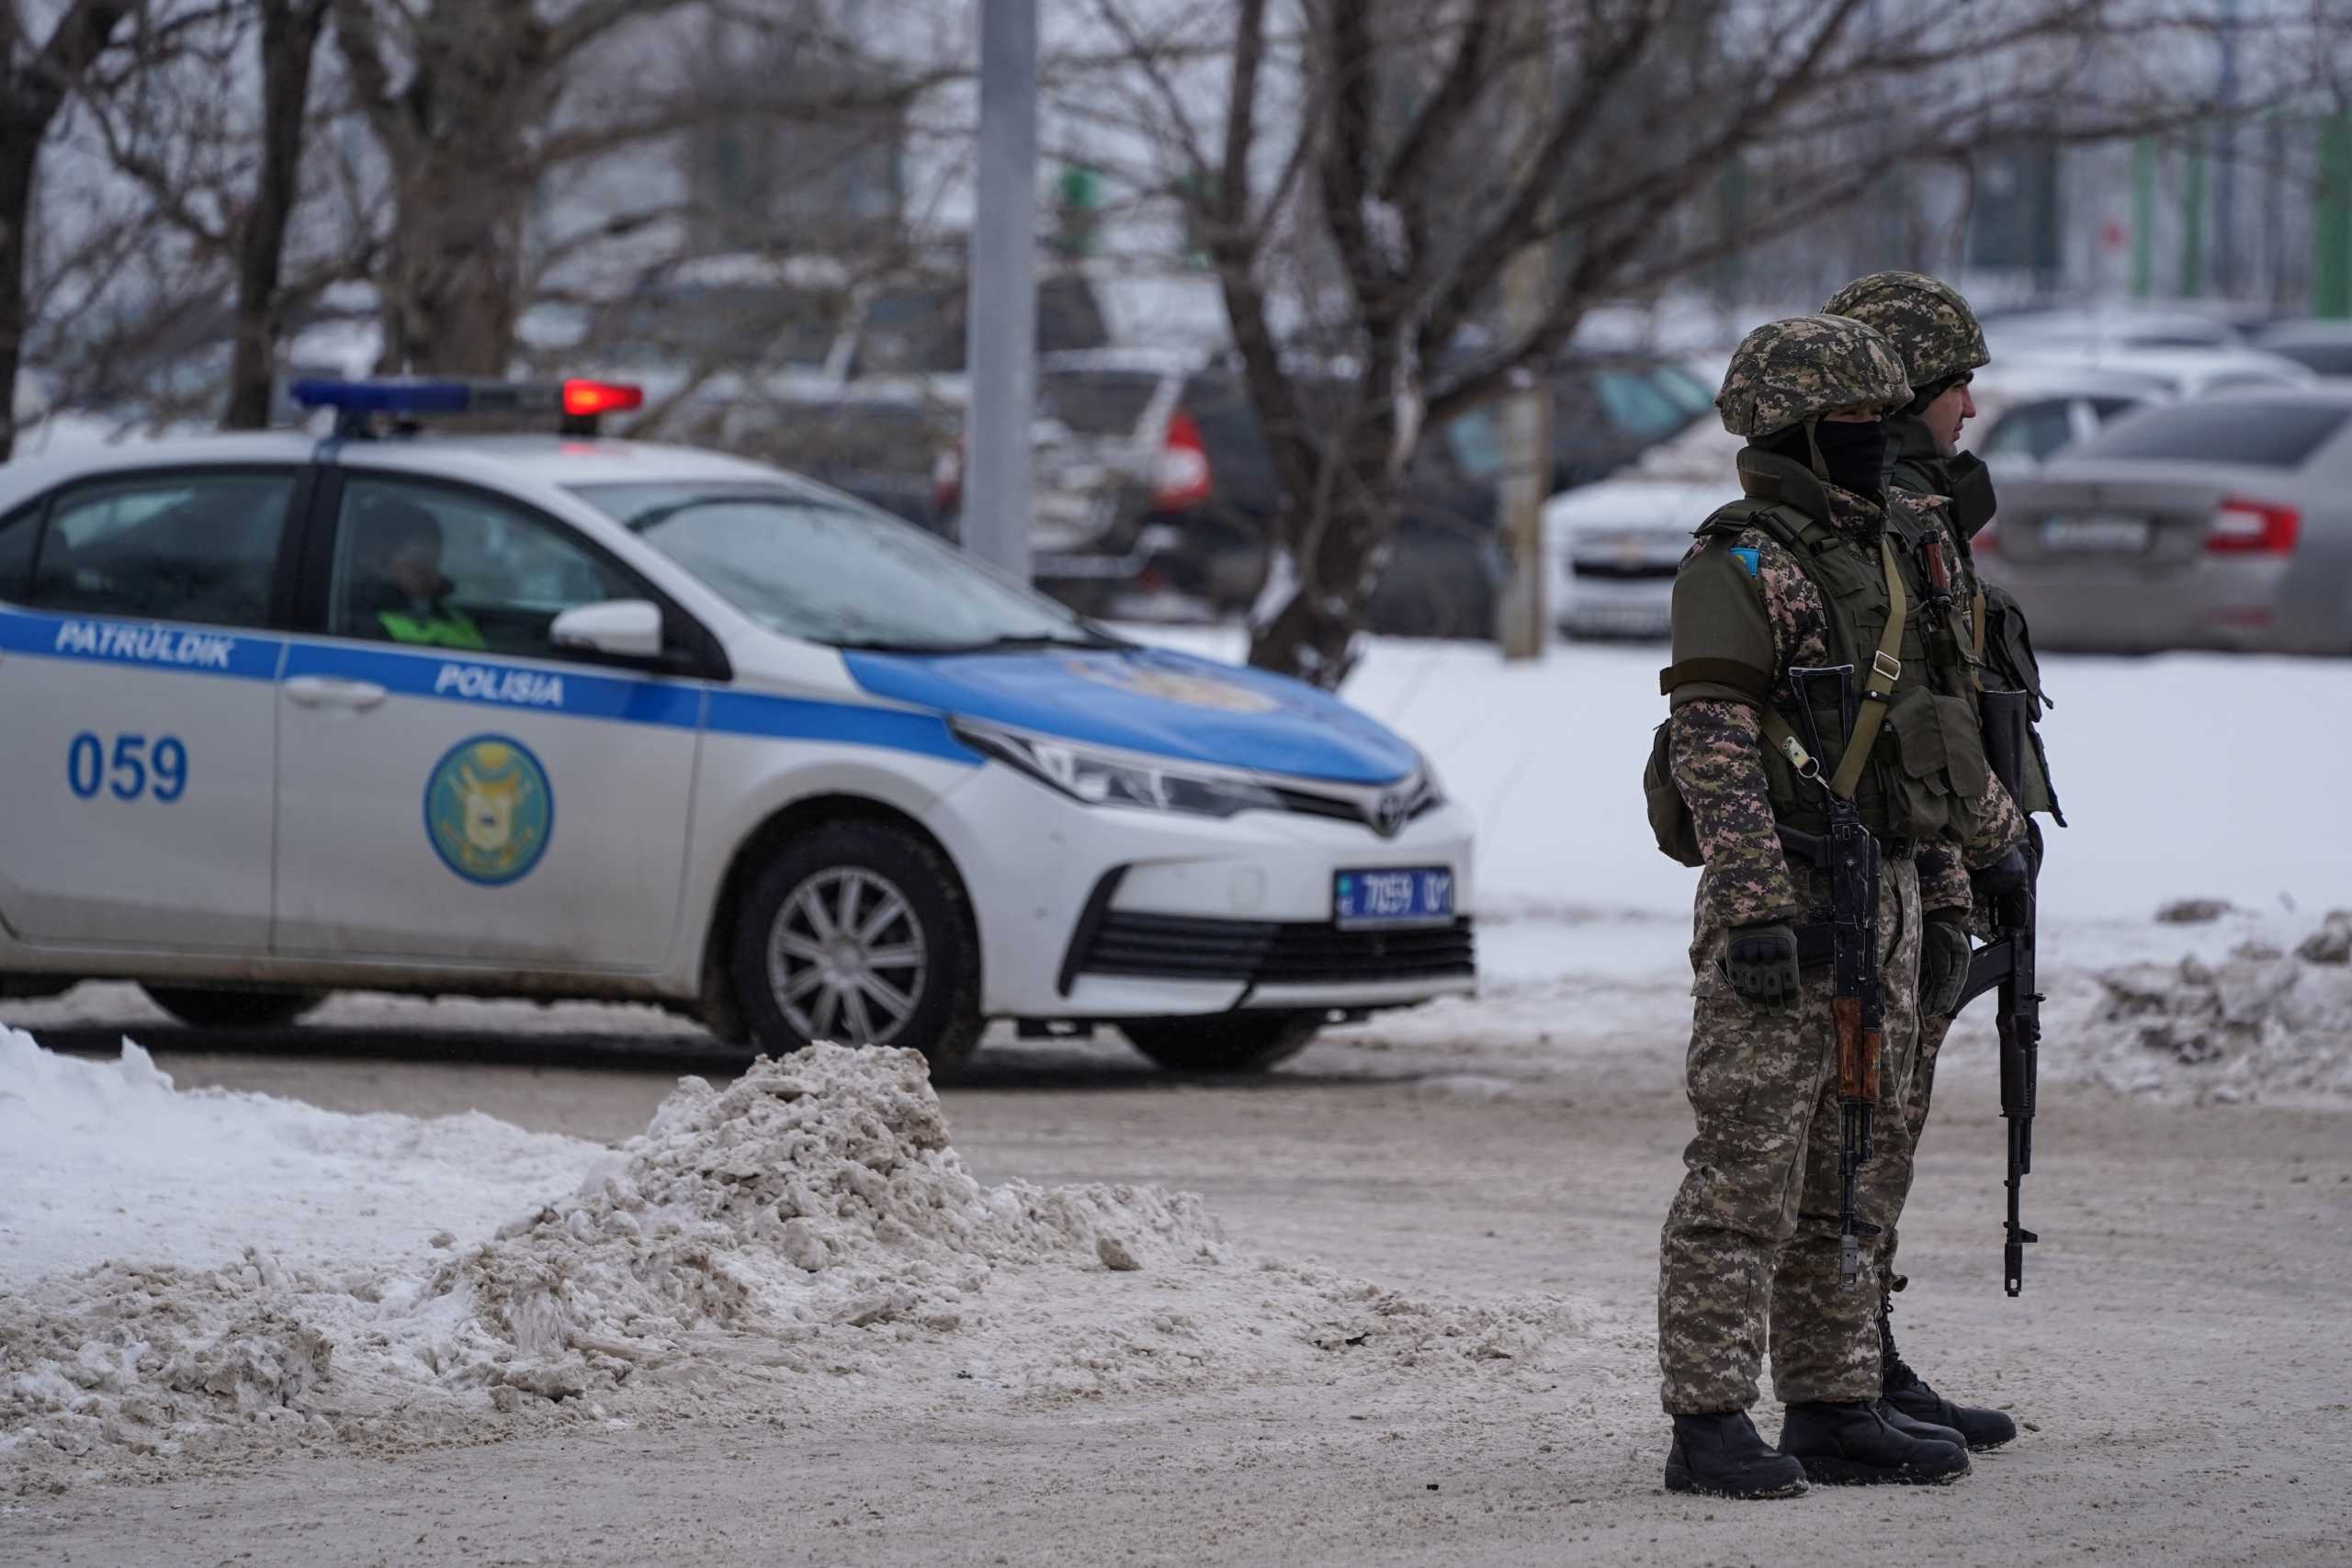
[
  {"left": 1721, "top": 921, "right": 1802, "bottom": 1005},
  {"left": 1919, "top": 908, "right": 1973, "bottom": 1019},
  {"left": 1972, "top": 846, "right": 2030, "bottom": 898}
]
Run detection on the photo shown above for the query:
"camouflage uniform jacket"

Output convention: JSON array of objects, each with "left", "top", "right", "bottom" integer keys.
[{"left": 1668, "top": 479, "right": 2026, "bottom": 927}]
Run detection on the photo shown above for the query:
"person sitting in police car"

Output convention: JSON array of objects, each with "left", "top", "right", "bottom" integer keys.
[{"left": 350, "top": 496, "right": 487, "bottom": 650}]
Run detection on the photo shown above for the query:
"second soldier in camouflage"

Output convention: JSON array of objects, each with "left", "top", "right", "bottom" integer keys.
[{"left": 1824, "top": 270, "right": 2060, "bottom": 1452}]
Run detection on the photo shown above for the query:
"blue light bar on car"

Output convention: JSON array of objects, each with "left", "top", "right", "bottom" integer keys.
[
  {"left": 289, "top": 378, "right": 476, "bottom": 414},
  {"left": 288, "top": 378, "right": 643, "bottom": 419}
]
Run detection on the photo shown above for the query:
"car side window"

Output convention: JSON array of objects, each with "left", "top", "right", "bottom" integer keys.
[
  {"left": 0, "top": 498, "right": 40, "bottom": 602},
  {"left": 329, "top": 477, "right": 643, "bottom": 659},
  {"left": 1981, "top": 400, "right": 2077, "bottom": 461},
  {"left": 25, "top": 470, "right": 297, "bottom": 628}
]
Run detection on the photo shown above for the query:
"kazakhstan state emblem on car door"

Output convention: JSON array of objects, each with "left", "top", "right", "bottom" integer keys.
[{"left": 424, "top": 735, "right": 553, "bottom": 886}]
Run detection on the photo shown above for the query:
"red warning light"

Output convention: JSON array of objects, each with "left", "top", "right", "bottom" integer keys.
[{"left": 561, "top": 379, "right": 644, "bottom": 418}]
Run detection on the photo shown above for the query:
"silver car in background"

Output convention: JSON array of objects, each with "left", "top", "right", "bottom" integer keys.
[{"left": 1983, "top": 387, "right": 2352, "bottom": 656}]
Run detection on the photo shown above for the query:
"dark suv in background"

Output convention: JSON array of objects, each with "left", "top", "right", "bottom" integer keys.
[{"left": 934, "top": 350, "right": 1711, "bottom": 638}]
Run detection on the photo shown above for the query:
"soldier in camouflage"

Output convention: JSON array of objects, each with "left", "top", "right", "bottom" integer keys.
[
  {"left": 1653, "top": 313, "right": 2028, "bottom": 1500},
  {"left": 1824, "top": 271, "right": 2057, "bottom": 1455}
]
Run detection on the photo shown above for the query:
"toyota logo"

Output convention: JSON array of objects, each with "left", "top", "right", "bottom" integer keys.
[{"left": 1373, "top": 792, "right": 1408, "bottom": 837}]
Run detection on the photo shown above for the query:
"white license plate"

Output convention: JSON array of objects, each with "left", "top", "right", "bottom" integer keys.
[{"left": 2041, "top": 513, "right": 2152, "bottom": 552}]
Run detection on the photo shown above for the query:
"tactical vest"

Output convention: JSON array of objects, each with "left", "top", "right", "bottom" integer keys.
[
  {"left": 1884, "top": 443, "right": 2064, "bottom": 822},
  {"left": 1667, "top": 490, "right": 1993, "bottom": 849}
]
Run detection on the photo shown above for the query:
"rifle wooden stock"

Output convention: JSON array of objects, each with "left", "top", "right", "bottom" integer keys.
[{"left": 1831, "top": 998, "right": 1882, "bottom": 1102}]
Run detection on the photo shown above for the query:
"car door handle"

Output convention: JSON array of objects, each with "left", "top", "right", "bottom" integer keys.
[{"left": 285, "top": 676, "right": 387, "bottom": 711}]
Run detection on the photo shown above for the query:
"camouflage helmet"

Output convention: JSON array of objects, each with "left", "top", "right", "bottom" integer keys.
[
  {"left": 1821, "top": 270, "right": 1990, "bottom": 389},
  {"left": 1714, "top": 314, "right": 1913, "bottom": 438}
]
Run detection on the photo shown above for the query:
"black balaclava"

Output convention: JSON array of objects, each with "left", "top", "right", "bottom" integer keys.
[
  {"left": 1760, "top": 417, "right": 1887, "bottom": 499},
  {"left": 1809, "top": 417, "right": 1889, "bottom": 499}
]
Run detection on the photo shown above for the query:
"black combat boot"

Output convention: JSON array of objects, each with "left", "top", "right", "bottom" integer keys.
[
  {"left": 1777, "top": 1400, "right": 1971, "bottom": 1486},
  {"left": 1664, "top": 1412, "right": 1809, "bottom": 1500},
  {"left": 1878, "top": 1399, "right": 1965, "bottom": 1450},
  {"left": 1881, "top": 1294, "right": 2019, "bottom": 1451}
]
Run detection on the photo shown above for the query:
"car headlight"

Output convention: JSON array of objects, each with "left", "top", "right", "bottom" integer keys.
[{"left": 951, "top": 718, "right": 1282, "bottom": 818}]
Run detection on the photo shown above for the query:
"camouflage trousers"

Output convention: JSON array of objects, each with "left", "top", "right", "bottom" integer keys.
[
  {"left": 1869, "top": 1009, "right": 1954, "bottom": 1289},
  {"left": 1657, "top": 856, "right": 1924, "bottom": 1413}
]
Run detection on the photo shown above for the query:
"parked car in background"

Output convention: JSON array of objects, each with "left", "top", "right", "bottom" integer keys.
[
  {"left": 1541, "top": 354, "right": 1718, "bottom": 489},
  {"left": 938, "top": 355, "right": 1506, "bottom": 638},
  {"left": 718, "top": 397, "right": 958, "bottom": 534},
  {"left": 1969, "top": 363, "right": 2164, "bottom": 477},
  {"left": 582, "top": 253, "right": 1112, "bottom": 410},
  {"left": 1992, "top": 344, "right": 2313, "bottom": 401},
  {"left": 1978, "top": 300, "right": 2287, "bottom": 351},
  {"left": 2255, "top": 320, "right": 2352, "bottom": 378},
  {"left": 1544, "top": 420, "right": 1743, "bottom": 640},
  {"left": 944, "top": 350, "right": 1712, "bottom": 640},
  {"left": 1983, "top": 387, "right": 2352, "bottom": 655}
]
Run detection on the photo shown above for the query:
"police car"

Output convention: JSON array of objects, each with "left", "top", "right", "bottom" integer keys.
[{"left": 0, "top": 379, "right": 1475, "bottom": 1075}]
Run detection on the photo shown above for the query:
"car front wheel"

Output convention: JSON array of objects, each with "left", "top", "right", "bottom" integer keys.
[
  {"left": 141, "top": 986, "right": 330, "bottom": 1031},
  {"left": 1120, "top": 1012, "right": 1323, "bottom": 1074},
  {"left": 729, "top": 820, "right": 984, "bottom": 1079}
]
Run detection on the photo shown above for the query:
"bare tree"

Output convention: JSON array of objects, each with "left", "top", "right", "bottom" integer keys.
[
  {"left": 1079, "top": 0, "right": 2307, "bottom": 685},
  {"left": 70, "top": 0, "right": 377, "bottom": 428},
  {"left": 330, "top": 0, "right": 958, "bottom": 379},
  {"left": 223, "top": 0, "right": 329, "bottom": 425},
  {"left": 0, "top": 0, "right": 141, "bottom": 457}
]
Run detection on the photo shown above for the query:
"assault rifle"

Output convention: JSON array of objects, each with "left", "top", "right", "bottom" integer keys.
[
  {"left": 1954, "top": 687, "right": 2042, "bottom": 1297},
  {"left": 1781, "top": 663, "right": 1883, "bottom": 1286}
]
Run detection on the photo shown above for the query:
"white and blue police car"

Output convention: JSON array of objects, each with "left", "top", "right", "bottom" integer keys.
[{"left": 0, "top": 378, "right": 1474, "bottom": 1075}]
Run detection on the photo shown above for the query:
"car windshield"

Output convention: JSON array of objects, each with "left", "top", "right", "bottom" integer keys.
[
  {"left": 2065, "top": 399, "right": 2351, "bottom": 468},
  {"left": 571, "top": 481, "right": 1110, "bottom": 651},
  {"left": 1593, "top": 368, "right": 1690, "bottom": 443},
  {"left": 1651, "top": 362, "right": 1717, "bottom": 417}
]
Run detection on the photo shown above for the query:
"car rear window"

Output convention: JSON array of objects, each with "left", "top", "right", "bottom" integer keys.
[
  {"left": 1038, "top": 371, "right": 1162, "bottom": 437},
  {"left": 2066, "top": 399, "right": 2351, "bottom": 468}
]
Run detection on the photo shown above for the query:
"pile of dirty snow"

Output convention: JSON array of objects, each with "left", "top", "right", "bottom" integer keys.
[
  {"left": 1, "top": 1037, "right": 1583, "bottom": 1494},
  {"left": 2056, "top": 911, "right": 2352, "bottom": 1104}
]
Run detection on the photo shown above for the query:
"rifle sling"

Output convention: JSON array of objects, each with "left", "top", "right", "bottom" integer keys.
[{"left": 1971, "top": 584, "right": 1988, "bottom": 692}]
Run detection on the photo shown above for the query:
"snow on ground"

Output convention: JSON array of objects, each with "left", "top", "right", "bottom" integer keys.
[
  {"left": 0, "top": 1030, "right": 606, "bottom": 1282},
  {"left": 0, "top": 1036, "right": 1584, "bottom": 1494}
]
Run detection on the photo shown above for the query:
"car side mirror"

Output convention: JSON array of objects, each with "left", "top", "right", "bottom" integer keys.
[{"left": 550, "top": 598, "right": 663, "bottom": 660}]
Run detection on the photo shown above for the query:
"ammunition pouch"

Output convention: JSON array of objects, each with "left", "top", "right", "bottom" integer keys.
[
  {"left": 1977, "top": 582, "right": 2064, "bottom": 823},
  {"left": 1644, "top": 720, "right": 1706, "bottom": 869}
]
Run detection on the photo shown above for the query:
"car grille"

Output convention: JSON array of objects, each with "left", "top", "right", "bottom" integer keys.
[{"left": 1069, "top": 911, "right": 1476, "bottom": 987}]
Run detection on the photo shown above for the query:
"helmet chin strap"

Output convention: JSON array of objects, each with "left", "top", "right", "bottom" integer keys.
[{"left": 1804, "top": 413, "right": 1829, "bottom": 482}]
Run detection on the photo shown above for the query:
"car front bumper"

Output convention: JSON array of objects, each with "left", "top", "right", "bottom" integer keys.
[{"left": 924, "top": 763, "right": 1478, "bottom": 1020}]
